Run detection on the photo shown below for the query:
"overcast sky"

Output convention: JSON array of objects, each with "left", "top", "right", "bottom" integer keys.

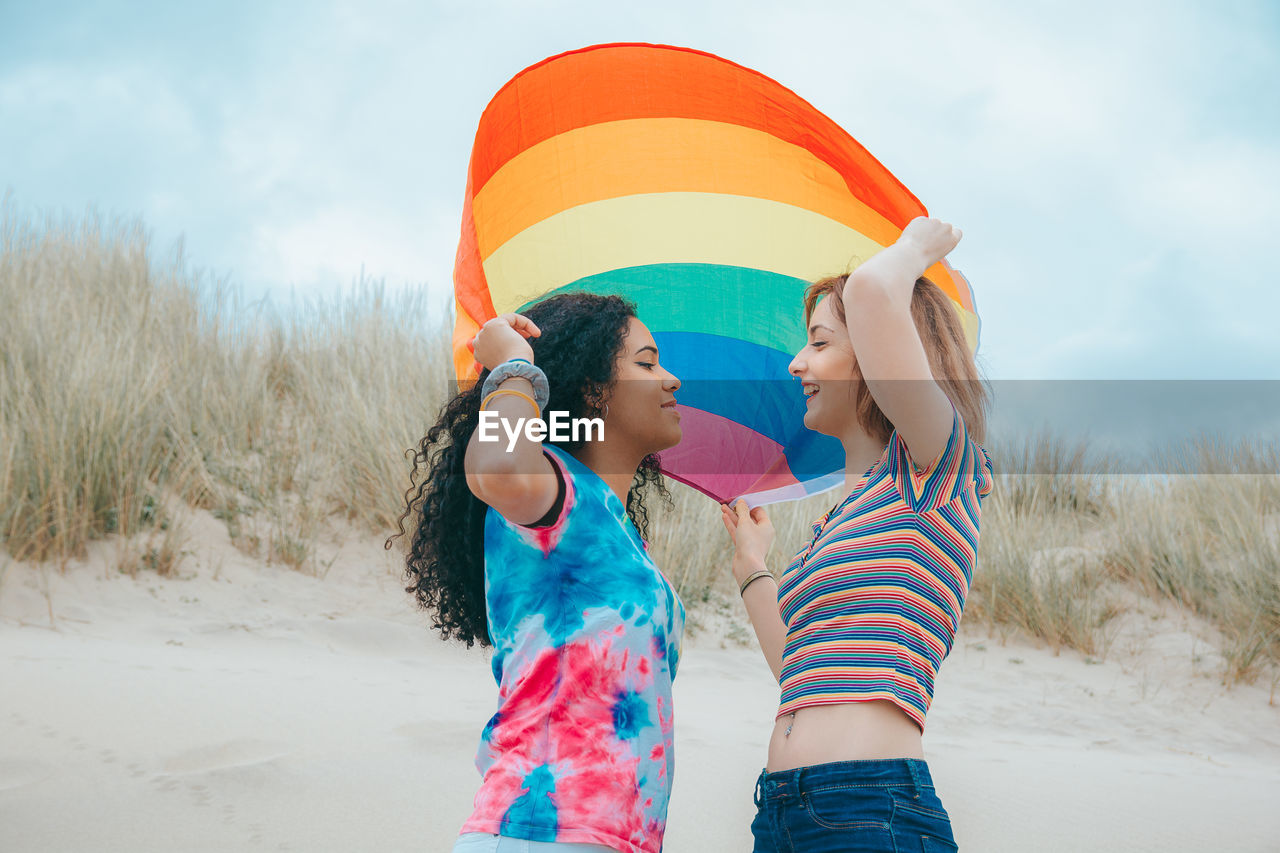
[{"left": 3, "top": 0, "right": 1278, "bottom": 380}]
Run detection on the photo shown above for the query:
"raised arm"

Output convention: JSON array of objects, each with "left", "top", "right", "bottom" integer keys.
[
  {"left": 464, "top": 314, "right": 559, "bottom": 525},
  {"left": 841, "top": 217, "right": 961, "bottom": 469},
  {"left": 721, "top": 500, "right": 785, "bottom": 682}
]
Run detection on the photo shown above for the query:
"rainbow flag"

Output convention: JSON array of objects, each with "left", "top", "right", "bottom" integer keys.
[{"left": 453, "top": 43, "right": 980, "bottom": 505}]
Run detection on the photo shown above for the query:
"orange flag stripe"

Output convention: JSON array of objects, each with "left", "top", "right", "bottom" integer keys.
[
  {"left": 474, "top": 117, "right": 895, "bottom": 265},
  {"left": 469, "top": 43, "right": 926, "bottom": 231}
]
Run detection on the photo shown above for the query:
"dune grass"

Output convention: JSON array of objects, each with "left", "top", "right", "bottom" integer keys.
[
  {"left": 1101, "top": 473, "right": 1280, "bottom": 685},
  {"left": 0, "top": 201, "right": 450, "bottom": 572},
  {"left": 2, "top": 203, "right": 1276, "bottom": 686}
]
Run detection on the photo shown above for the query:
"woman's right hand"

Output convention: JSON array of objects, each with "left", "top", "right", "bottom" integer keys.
[
  {"left": 896, "top": 215, "right": 962, "bottom": 274},
  {"left": 720, "top": 499, "right": 775, "bottom": 581},
  {"left": 471, "top": 313, "right": 541, "bottom": 371}
]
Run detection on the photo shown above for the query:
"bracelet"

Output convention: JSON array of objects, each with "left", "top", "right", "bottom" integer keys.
[
  {"left": 481, "top": 388, "right": 541, "bottom": 418},
  {"left": 481, "top": 358, "right": 550, "bottom": 409},
  {"left": 738, "top": 569, "right": 773, "bottom": 596}
]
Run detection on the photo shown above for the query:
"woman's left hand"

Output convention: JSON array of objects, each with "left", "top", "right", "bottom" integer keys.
[{"left": 721, "top": 499, "right": 775, "bottom": 579}]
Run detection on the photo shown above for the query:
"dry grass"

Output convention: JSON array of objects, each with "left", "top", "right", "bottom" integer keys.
[
  {"left": 964, "top": 435, "right": 1120, "bottom": 656},
  {"left": 2, "top": 202, "right": 1276, "bottom": 686},
  {"left": 0, "top": 200, "right": 448, "bottom": 573},
  {"left": 1101, "top": 474, "right": 1280, "bottom": 685},
  {"left": 967, "top": 496, "right": 1119, "bottom": 658},
  {"left": 645, "top": 484, "right": 840, "bottom": 602}
]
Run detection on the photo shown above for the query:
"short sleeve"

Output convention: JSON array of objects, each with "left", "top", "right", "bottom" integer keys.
[
  {"left": 886, "top": 403, "right": 994, "bottom": 513},
  {"left": 494, "top": 447, "right": 578, "bottom": 555},
  {"left": 525, "top": 452, "right": 567, "bottom": 529}
]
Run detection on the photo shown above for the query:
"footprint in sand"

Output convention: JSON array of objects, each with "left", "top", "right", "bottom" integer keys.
[
  {"left": 150, "top": 775, "right": 181, "bottom": 793},
  {"left": 160, "top": 739, "right": 290, "bottom": 775},
  {"left": 185, "top": 780, "right": 213, "bottom": 807},
  {"left": 0, "top": 758, "right": 53, "bottom": 792},
  {"left": 144, "top": 738, "right": 292, "bottom": 837}
]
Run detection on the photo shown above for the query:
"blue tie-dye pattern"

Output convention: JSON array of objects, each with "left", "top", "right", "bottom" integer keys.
[
  {"left": 500, "top": 766, "right": 558, "bottom": 842},
  {"left": 611, "top": 690, "right": 652, "bottom": 740},
  {"left": 481, "top": 711, "right": 501, "bottom": 742},
  {"left": 652, "top": 628, "right": 668, "bottom": 665},
  {"left": 484, "top": 474, "right": 667, "bottom": 647},
  {"left": 465, "top": 443, "right": 686, "bottom": 853}
]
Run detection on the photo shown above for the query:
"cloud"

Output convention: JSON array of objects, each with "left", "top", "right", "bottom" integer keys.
[
  {"left": 1, "top": 0, "right": 1277, "bottom": 379},
  {"left": 0, "top": 62, "right": 202, "bottom": 188},
  {"left": 241, "top": 203, "right": 446, "bottom": 294}
]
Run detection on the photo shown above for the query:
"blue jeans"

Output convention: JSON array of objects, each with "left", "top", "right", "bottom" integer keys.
[{"left": 750, "top": 759, "right": 958, "bottom": 853}]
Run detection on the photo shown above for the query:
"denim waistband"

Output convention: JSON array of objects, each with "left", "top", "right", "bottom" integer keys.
[{"left": 754, "top": 758, "right": 933, "bottom": 805}]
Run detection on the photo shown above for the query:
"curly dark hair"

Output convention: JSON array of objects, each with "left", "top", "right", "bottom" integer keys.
[{"left": 386, "top": 292, "right": 672, "bottom": 648}]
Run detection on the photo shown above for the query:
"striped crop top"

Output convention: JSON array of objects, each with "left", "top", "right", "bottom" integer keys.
[{"left": 776, "top": 404, "right": 994, "bottom": 730}]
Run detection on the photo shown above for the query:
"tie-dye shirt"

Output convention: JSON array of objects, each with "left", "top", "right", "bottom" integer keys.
[{"left": 461, "top": 443, "right": 685, "bottom": 853}]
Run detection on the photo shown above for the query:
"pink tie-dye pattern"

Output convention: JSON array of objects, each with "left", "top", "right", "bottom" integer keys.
[
  {"left": 466, "top": 443, "right": 683, "bottom": 853},
  {"left": 468, "top": 650, "right": 560, "bottom": 820},
  {"left": 464, "top": 627, "right": 673, "bottom": 852},
  {"left": 547, "top": 630, "right": 655, "bottom": 844}
]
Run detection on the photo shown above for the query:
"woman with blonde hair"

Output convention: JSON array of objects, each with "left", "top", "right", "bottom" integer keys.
[{"left": 721, "top": 217, "right": 993, "bottom": 852}]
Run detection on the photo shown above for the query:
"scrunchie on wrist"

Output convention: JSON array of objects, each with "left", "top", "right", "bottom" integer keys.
[{"left": 481, "top": 358, "right": 550, "bottom": 410}]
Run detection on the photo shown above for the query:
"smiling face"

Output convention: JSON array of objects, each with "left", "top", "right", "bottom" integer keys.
[
  {"left": 788, "top": 294, "right": 859, "bottom": 437},
  {"left": 600, "top": 317, "right": 682, "bottom": 455}
]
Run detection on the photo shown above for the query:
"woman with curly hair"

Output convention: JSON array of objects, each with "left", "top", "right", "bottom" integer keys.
[
  {"left": 389, "top": 292, "right": 685, "bottom": 853},
  {"left": 721, "top": 217, "right": 993, "bottom": 852}
]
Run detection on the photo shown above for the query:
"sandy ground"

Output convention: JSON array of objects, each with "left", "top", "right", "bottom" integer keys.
[{"left": 2, "top": 509, "right": 1279, "bottom": 852}]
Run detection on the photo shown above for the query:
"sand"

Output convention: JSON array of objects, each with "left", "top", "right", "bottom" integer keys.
[{"left": 2, "top": 508, "right": 1278, "bottom": 852}]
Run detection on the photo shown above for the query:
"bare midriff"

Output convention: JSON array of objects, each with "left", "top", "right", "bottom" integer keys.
[{"left": 766, "top": 699, "right": 924, "bottom": 772}]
